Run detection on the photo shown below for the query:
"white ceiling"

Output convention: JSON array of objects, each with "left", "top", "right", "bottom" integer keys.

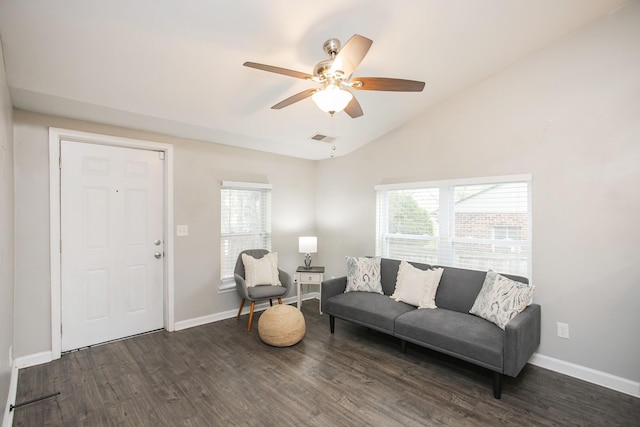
[{"left": 0, "top": 0, "right": 628, "bottom": 159}]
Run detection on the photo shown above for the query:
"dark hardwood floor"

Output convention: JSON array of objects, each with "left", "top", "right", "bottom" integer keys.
[{"left": 13, "top": 301, "right": 640, "bottom": 426}]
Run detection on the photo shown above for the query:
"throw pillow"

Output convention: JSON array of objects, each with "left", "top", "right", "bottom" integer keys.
[
  {"left": 418, "top": 267, "right": 444, "bottom": 309},
  {"left": 345, "top": 256, "right": 383, "bottom": 294},
  {"left": 390, "top": 261, "right": 443, "bottom": 308},
  {"left": 469, "top": 271, "right": 535, "bottom": 329},
  {"left": 242, "top": 252, "right": 281, "bottom": 287}
]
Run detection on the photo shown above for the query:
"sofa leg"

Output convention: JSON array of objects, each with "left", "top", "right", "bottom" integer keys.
[
  {"left": 329, "top": 315, "right": 335, "bottom": 334},
  {"left": 493, "top": 372, "right": 502, "bottom": 399},
  {"left": 400, "top": 340, "right": 407, "bottom": 354}
]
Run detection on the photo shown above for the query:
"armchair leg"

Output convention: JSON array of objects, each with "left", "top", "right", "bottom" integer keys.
[
  {"left": 236, "top": 299, "right": 245, "bottom": 319},
  {"left": 278, "top": 298, "right": 282, "bottom": 304},
  {"left": 329, "top": 315, "right": 335, "bottom": 334},
  {"left": 247, "top": 301, "right": 256, "bottom": 332},
  {"left": 269, "top": 299, "right": 273, "bottom": 306},
  {"left": 493, "top": 372, "right": 503, "bottom": 399},
  {"left": 401, "top": 340, "right": 407, "bottom": 354}
]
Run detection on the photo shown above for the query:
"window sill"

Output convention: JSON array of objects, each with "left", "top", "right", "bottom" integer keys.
[{"left": 218, "top": 278, "right": 236, "bottom": 293}]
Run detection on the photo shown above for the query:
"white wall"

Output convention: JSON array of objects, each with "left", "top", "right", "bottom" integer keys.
[
  {"left": 316, "top": 2, "right": 640, "bottom": 383},
  {"left": 0, "top": 37, "right": 15, "bottom": 416},
  {"left": 12, "top": 110, "right": 315, "bottom": 358}
]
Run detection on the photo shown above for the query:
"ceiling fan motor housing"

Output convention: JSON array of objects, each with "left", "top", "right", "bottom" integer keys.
[
  {"left": 314, "top": 38, "right": 342, "bottom": 80},
  {"left": 313, "top": 59, "right": 333, "bottom": 80}
]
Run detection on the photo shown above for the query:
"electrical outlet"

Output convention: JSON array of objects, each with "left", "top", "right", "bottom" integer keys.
[{"left": 557, "top": 322, "right": 570, "bottom": 339}]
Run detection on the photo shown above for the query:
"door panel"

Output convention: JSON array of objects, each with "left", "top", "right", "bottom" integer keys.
[{"left": 61, "top": 140, "right": 164, "bottom": 351}]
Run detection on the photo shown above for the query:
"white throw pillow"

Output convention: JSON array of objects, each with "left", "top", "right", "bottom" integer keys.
[
  {"left": 345, "top": 256, "right": 383, "bottom": 294},
  {"left": 469, "top": 271, "right": 535, "bottom": 329},
  {"left": 390, "top": 261, "right": 443, "bottom": 308},
  {"left": 418, "top": 267, "right": 444, "bottom": 309},
  {"left": 242, "top": 252, "right": 281, "bottom": 287}
]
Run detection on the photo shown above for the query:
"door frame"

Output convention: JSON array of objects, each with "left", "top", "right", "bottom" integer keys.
[{"left": 49, "top": 128, "right": 175, "bottom": 360}]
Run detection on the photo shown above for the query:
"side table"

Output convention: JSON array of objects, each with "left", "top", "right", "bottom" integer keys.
[{"left": 296, "top": 266, "right": 324, "bottom": 314}]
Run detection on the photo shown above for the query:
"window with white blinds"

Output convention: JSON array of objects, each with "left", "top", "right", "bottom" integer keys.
[
  {"left": 375, "top": 175, "right": 531, "bottom": 278},
  {"left": 220, "top": 181, "right": 272, "bottom": 288}
]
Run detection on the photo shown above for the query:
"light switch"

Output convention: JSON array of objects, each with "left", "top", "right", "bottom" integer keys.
[{"left": 176, "top": 225, "right": 189, "bottom": 236}]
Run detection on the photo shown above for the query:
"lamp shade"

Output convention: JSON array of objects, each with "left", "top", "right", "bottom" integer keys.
[
  {"left": 298, "top": 236, "right": 317, "bottom": 254},
  {"left": 312, "top": 86, "right": 353, "bottom": 113}
]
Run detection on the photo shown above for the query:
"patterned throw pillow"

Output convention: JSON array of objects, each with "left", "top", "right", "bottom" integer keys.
[
  {"left": 390, "top": 261, "right": 443, "bottom": 308},
  {"left": 242, "top": 252, "right": 281, "bottom": 287},
  {"left": 345, "top": 256, "right": 383, "bottom": 294},
  {"left": 469, "top": 270, "right": 535, "bottom": 329}
]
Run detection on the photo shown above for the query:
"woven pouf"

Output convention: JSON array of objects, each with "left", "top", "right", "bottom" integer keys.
[{"left": 258, "top": 304, "right": 306, "bottom": 347}]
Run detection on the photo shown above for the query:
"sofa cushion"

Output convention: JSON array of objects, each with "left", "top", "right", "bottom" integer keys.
[
  {"left": 395, "top": 308, "right": 504, "bottom": 370},
  {"left": 325, "top": 292, "right": 415, "bottom": 334},
  {"left": 433, "top": 267, "right": 487, "bottom": 313}
]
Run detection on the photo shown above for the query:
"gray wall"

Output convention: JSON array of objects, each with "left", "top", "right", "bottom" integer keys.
[
  {"left": 13, "top": 111, "right": 315, "bottom": 357},
  {"left": 0, "top": 38, "right": 15, "bottom": 414},
  {"left": 316, "top": 3, "right": 640, "bottom": 382}
]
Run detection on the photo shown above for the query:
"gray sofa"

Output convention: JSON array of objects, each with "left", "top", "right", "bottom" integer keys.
[{"left": 321, "top": 258, "right": 541, "bottom": 398}]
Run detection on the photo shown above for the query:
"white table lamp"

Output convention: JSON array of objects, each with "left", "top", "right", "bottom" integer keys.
[{"left": 299, "top": 236, "right": 317, "bottom": 268}]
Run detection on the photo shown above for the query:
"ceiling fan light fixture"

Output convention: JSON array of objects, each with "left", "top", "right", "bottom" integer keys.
[{"left": 312, "top": 86, "right": 353, "bottom": 114}]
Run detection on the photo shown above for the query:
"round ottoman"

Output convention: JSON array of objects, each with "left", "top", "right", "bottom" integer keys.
[{"left": 258, "top": 304, "right": 306, "bottom": 347}]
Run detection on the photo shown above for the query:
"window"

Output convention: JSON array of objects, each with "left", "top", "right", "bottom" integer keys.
[
  {"left": 220, "top": 181, "right": 272, "bottom": 289},
  {"left": 376, "top": 175, "right": 531, "bottom": 278},
  {"left": 492, "top": 226, "right": 523, "bottom": 254}
]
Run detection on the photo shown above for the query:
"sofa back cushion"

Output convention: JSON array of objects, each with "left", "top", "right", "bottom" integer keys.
[
  {"left": 379, "top": 258, "right": 528, "bottom": 313},
  {"left": 435, "top": 266, "right": 529, "bottom": 313}
]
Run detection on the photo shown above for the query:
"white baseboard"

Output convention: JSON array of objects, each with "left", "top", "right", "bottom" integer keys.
[
  {"left": 529, "top": 353, "right": 640, "bottom": 398},
  {"left": 2, "top": 363, "right": 18, "bottom": 427},
  {"left": 174, "top": 295, "right": 303, "bottom": 331},
  {"left": 306, "top": 291, "right": 320, "bottom": 300},
  {"left": 14, "top": 351, "right": 53, "bottom": 370}
]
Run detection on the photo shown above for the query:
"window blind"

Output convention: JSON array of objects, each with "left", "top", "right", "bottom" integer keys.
[
  {"left": 220, "top": 182, "right": 272, "bottom": 285},
  {"left": 376, "top": 175, "right": 531, "bottom": 278}
]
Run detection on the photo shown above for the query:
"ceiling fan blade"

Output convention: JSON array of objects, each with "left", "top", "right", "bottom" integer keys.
[
  {"left": 329, "top": 34, "right": 373, "bottom": 77},
  {"left": 344, "top": 96, "right": 363, "bottom": 118},
  {"left": 271, "top": 88, "right": 316, "bottom": 109},
  {"left": 243, "top": 62, "right": 314, "bottom": 80},
  {"left": 351, "top": 77, "right": 425, "bottom": 92}
]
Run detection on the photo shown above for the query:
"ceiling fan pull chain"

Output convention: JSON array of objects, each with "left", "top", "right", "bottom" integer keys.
[
  {"left": 330, "top": 112, "right": 334, "bottom": 136},
  {"left": 330, "top": 113, "right": 336, "bottom": 158}
]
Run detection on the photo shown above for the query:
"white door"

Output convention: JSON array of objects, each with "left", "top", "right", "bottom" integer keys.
[{"left": 61, "top": 140, "right": 164, "bottom": 351}]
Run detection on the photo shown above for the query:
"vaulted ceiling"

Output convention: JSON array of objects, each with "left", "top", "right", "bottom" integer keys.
[{"left": 0, "top": 0, "right": 628, "bottom": 159}]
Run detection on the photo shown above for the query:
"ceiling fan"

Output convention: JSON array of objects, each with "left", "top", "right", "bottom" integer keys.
[{"left": 243, "top": 34, "right": 425, "bottom": 118}]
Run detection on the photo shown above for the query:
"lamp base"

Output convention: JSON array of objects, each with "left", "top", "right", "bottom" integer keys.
[{"left": 304, "top": 253, "right": 312, "bottom": 268}]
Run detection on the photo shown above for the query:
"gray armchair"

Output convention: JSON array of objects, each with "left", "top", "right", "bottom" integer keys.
[{"left": 234, "top": 249, "right": 291, "bottom": 331}]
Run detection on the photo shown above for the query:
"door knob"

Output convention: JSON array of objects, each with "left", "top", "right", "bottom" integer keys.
[
  {"left": 154, "top": 239, "right": 161, "bottom": 246},
  {"left": 154, "top": 252, "right": 162, "bottom": 259}
]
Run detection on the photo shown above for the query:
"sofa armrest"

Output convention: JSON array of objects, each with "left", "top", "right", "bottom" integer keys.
[
  {"left": 503, "top": 303, "right": 541, "bottom": 377},
  {"left": 321, "top": 276, "right": 347, "bottom": 312}
]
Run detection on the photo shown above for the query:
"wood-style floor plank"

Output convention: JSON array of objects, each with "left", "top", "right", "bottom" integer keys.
[{"left": 12, "top": 301, "right": 640, "bottom": 426}]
